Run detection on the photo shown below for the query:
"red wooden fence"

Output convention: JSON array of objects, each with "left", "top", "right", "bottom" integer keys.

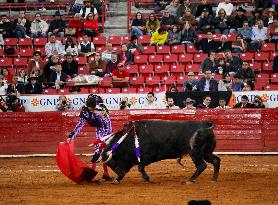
[{"left": 0, "top": 109, "right": 278, "bottom": 155}]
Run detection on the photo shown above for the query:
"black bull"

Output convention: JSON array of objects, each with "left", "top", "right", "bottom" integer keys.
[{"left": 102, "top": 120, "right": 221, "bottom": 184}]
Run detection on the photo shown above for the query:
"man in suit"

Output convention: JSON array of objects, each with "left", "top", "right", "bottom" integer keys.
[
  {"left": 49, "top": 63, "right": 67, "bottom": 89},
  {"left": 197, "top": 69, "right": 218, "bottom": 91},
  {"left": 198, "top": 31, "right": 218, "bottom": 53},
  {"left": 234, "top": 95, "right": 253, "bottom": 108},
  {"left": 25, "top": 75, "right": 43, "bottom": 94}
]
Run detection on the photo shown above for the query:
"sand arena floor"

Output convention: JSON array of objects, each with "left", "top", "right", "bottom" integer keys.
[{"left": 0, "top": 155, "right": 278, "bottom": 205}]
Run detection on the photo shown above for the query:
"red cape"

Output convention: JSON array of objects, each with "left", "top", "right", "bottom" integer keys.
[{"left": 56, "top": 141, "right": 98, "bottom": 183}]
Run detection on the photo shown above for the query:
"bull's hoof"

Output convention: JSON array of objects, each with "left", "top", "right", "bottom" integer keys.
[
  {"left": 102, "top": 174, "right": 113, "bottom": 181},
  {"left": 111, "top": 179, "right": 120, "bottom": 185},
  {"left": 186, "top": 180, "right": 195, "bottom": 185}
]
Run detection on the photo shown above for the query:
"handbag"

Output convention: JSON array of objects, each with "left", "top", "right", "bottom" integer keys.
[{"left": 4, "top": 46, "right": 15, "bottom": 55}]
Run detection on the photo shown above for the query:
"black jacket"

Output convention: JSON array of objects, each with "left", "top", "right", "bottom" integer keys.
[
  {"left": 48, "top": 19, "right": 66, "bottom": 33},
  {"left": 49, "top": 71, "right": 67, "bottom": 88},
  {"left": 25, "top": 83, "right": 43, "bottom": 94},
  {"left": 233, "top": 102, "right": 253, "bottom": 108},
  {"left": 198, "top": 39, "right": 218, "bottom": 54},
  {"left": 62, "top": 60, "right": 78, "bottom": 77},
  {"left": 12, "top": 18, "right": 31, "bottom": 35},
  {"left": 0, "top": 21, "right": 13, "bottom": 38}
]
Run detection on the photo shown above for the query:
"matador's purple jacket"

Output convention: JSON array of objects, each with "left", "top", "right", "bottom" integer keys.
[{"left": 69, "top": 106, "right": 112, "bottom": 140}]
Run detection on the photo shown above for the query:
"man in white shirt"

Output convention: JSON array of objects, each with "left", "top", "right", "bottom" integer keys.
[
  {"left": 215, "top": 98, "right": 230, "bottom": 109},
  {"left": 250, "top": 19, "right": 268, "bottom": 51},
  {"left": 102, "top": 43, "right": 113, "bottom": 63},
  {"left": 216, "top": 0, "right": 233, "bottom": 17},
  {"left": 78, "top": 33, "right": 95, "bottom": 56},
  {"left": 143, "top": 92, "right": 161, "bottom": 109},
  {"left": 165, "top": 97, "right": 180, "bottom": 109},
  {"left": 79, "top": 0, "right": 98, "bottom": 19},
  {"left": 45, "top": 33, "right": 65, "bottom": 57}
]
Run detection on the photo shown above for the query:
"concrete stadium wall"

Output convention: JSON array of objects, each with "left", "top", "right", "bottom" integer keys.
[{"left": 0, "top": 109, "right": 278, "bottom": 155}]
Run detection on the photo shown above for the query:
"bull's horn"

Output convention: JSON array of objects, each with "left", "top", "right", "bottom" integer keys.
[{"left": 103, "top": 151, "right": 113, "bottom": 163}]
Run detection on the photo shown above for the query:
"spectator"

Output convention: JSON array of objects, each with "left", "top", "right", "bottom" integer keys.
[
  {"left": 2, "top": 68, "right": 13, "bottom": 83},
  {"left": 233, "top": 95, "right": 253, "bottom": 108},
  {"left": 265, "top": 8, "right": 276, "bottom": 26},
  {"left": 165, "top": 0, "right": 180, "bottom": 17},
  {"left": 165, "top": 97, "right": 179, "bottom": 109},
  {"left": 217, "top": 35, "right": 231, "bottom": 52},
  {"left": 232, "top": 34, "right": 248, "bottom": 53},
  {"left": 0, "top": 96, "right": 8, "bottom": 112},
  {"left": 242, "top": 82, "right": 252, "bottom": 91},
  {"left": 238, "top": 21, "right": 252, "bottom": 43},
  {"left": 216, "top": 0, "right": 233, "bottom": 17},
  {"left": 112, "top": 62, "right": 130, "bottom": 88},
  {"left": 25, "top": 75, "right": 43, "bottom": 94},
  {"left": 43, "top": 54, "right": 60, "bottom": 82},
  {"left": 254, "top": 0, "right": 271, "bottom": 11},
  {"left": 64, "top": 36, "right": 78, "bottom": 56},
  {"left": 197, "top": 31, "right": 218, "bottom": 53},
  {"left": 30, "top": 13, "right": 49, "bottom": 38},
  {"left": 252, "top": 95, "right": 265, "bottom": 108},
  {"left": 150, "top": 26, "right": 169, "bottom": 46},
  {"left": 232, "top": 74, "right": 244, "bottom": 91},
  {"left": 0, "top": 15, "right": 13, "bottom": 38},
  {"left": 7, "top": 76, "right": 25, "bottom": 95},
  {"left": 230, "top": 7, "right": 248, "bottom": 32},
  {"left": 215, "top": 98, "right": 230, "bottom": 109},
  {"left": 56, "top": 95, "right": 73, "bottom": 111},
  {"left": 102, "top": 43, "right": 113, "bottom": 63},
  {"left": 146, "top": 13, "right": 160, "bottom": 36},
  {"left": 12, "top": 11, "right": 31, "bottom": 38},
  {"left": 9, "top": 96, "right": 25, "bottom": 112},
  {"left": 224, "top": 49, "right": 242, "bottom": 74},
  {"left": 88, "top": 52, "right": 106, "bottom": 77},
  {"left": 83, "top": 12, "right": 98, "bottom": 37},
  {"left": 160, "top": 10, "right": 178, "bottom": 30},
  {"left": 273, "top": 55, "right": 278, "bottom": 73},
  {"left": 197, "top": 69, "right": 218, "bottom": 91},
  {"left": 48, "top": 11, "right": 66, "bottom": 38},
  {"left": 183, "top": 71, "right": 198, "bottom": 91},
  {"left": 250, "top": 8, "right": 265, "bottom": 27},
  {"left": 214, "top": 9, "right": 231, "bottom": 35},
  {"left": 127, "top": 35, "right": 143, "bottom": 59},
  {"left": 196, "top": 95, "right": 213, "bottom": 108},
  {"left": 169, "top": 84, "right": 179, "bottom": 92},
  {"left": 200, "top": 50, "right": 218, "bottom": 73},
  {"left": 78, "top": 33, "right": 95, "bottom": 56},
  {"left": 79, "top": 0, "right": 98, "bottom": 19},
  {"left": 167, "top": 25, "right": 181, "bottom": 45},
  {"left": 198, "top": 8, "right": 216, "bottom": 34},
  {"left": 177, "top": 0, "right": 196, "bottom": 19},
  {"left": 49, "top": 63, "right": 67, "bottom": 89},
  {"left": 268, "top": 18, "right": 278, "bottom": 43},
  {"left": 250, "top": 19, "right": 268, "bottom": 51},
  {"left": 183, "top": 97, "right": 196, "bottom": 109},
  {"left": 119, "top": 97, "right": 132, "bottom": 110},
  {"left": 70, "top": 0, "right": 84, "bottom": 14},
  {"left": 45, "top": 34, "right": 65, "bottom": 57},
  {"left": 62, "top": 53, "right": 78, "bottom": 78},
  {"left": 216, "top": 57, "right": 226, "bottom": 74},
  {"left": 143, "top": 92, "right": 160, "bottom": 109},
  {"left": 178, "top": 8, "right": 196, "bottom": 26},
  {"left": 180, "top": 21, "right": 197, "bottom": 45},
  {"left": 0, "top": 75, "right": 8, "bottom": 95},
  {"left": 27, "top": 51, "right": 44, "bottom": 74},
  {"left": 131, "top": 12, "right": 146, "bottom": 37},
  {"left": 17, "top": 69, "right": 28, "bottom": 84},
  {"left": 66, "top": 13, "right": 83, "bottom": 37},
  {"left": 105, "top": 53, "right": 119, "bottom": 77},
  {"left": 218, "top": 72, "right": 232, "bottom": 91},
  {"left": 235, "top": 61, "right": 255, "bottom": 90},
  {"left": 30, "top": 68, "right": 44, "bottom": 84},
  {"left": 154, "top": 0, "right": 171, "bottom": 14},
  {"left": 117, "top": 44, "right": 133, "bottom": 64},
  {"left": 195, "top": 0, "right": 213, "bottom": 17}
]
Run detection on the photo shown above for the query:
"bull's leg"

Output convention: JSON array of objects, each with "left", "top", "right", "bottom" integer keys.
[
  {"left": 204, "top": 153, "right": 221, "bottom": 181},
  {"left": 138, "top": 165, "right": 150, "bottom": 182},
  {"left": 111, "top": 163, "right": 133, "bottom": 184},
  {"left": 188, "top": 149, "right": 207, "bottom": 183}
]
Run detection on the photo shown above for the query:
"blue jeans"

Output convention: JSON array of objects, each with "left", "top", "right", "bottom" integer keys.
[
  {"left": 15, "top": 25, "right": 27, "bottom": 38},
  {"left": 131, "top": 27, "right": 144, "bottom": 36},
  {"left": 31, "top": 32, "right": 46, "bottom": 38}
]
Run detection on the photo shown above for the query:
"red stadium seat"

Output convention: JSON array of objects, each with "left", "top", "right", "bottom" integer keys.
[
  {"left": 161, "top": 76, "right": 176, "bottom": 85},
  {"left": 163, "top": 54, "right": 178, "bottom": 63},
  {"left": 0, "top": 58, "right": 13, "bottom": 67},
  {"left": 154, "top": 64, "right": 169, "bottom": 76},
  {"left": 145, "top": 76, "right": 161, "bottom": 87},
  {"left": 197, "top": 34, "right": 207, "bottom": 40},
  {"left": 142, "top": 46, "right": 155, "bottom": 54},
  {"left": 254, "top": 52, "right": 269, "bottom": 61},
  {"left": 186, "top": 45, "right": 198, "bottom": 53},
  {"left": 156, "top": 45, "right": 170, "bottom": 54},
  {"left": 106, "top": 88, "right": 121, "bottom": 94},
  {"left": 13, "top": 57, "right": 28, "bottom": 68},
  {"left": 134, "top": 55, "right": 148, "bottom": 64},
  {"left": 265, "top": 84, "right": 278, "bottom": 90},
  {"left": 270, "top": 74, "right": 278, "bottom": 83},
  {"left": 99, "top": 77, "right": 112, "bottom": 87},
  {"left": 176, "top": 75, "right": 187, "bottom": 86},
  {"left": 137, "top": 35, "right": 151, "bottom": 45},
  {"left": 256, "top": 73, "right": 269, "bottom": 88},
  {"left": 33, "top": 38, "right": 47, "bottom": 47},
  {"left": 130, "top": 76, "right": 145, "bottom": 88},
  {"left": 171, "top": 45, "right": 185, "bottom": 54},
  {"left": 75, "top": 56, "right": 88, "bottom": 65},
  {"left": 96, "top": 46, "right": 106, "bottom": 53},
  {"left": 262, "top": 62, "right": 273, "bottom": 71},
  {"left": 93, "top": 36, "right": 106, "bottom": 46},
  {"left": 43, "top": 88, "right": 58, "bottom": 95},
  {"left": 148, "top": 54, "right": 163, "bottom": 63},
  {"left": 249, "top": 62, "right": 262, "bottom": 72},
  {"left": 107, "top": 36, "right": 122, "bottom": 45},
  {"left": 121, "top": 87, "right": 137, "bottom": 93},
  {"left": 153, "top": 87, "right": 166, "bottom": 92},
  {"left": 112, "top": 46, "right": 121, "bottom": 53},
  {"left": 4, "top": 38, "right": 18, "bottom": 46},
  {"left": 18, "top": 48, "right": 34, "bottom": 58},
  {"left": 139, "top": 64, "right": 154, "bottom": 76},
  {"left": 227, "top": 33, "right": 237, "bottom": 41},
  {"left": 186, "top": 64, "right": 200, "bottom": 73},
  {"left": 77, "top": 36, "right": 92, "bottom": 44},
  {"left": 78, "top": 66, "right": 89, "bottom": 75},
  {"left": 179, "top": 53, "right": 193, "bottom": 63},
  {"left": 126, "top": 64, "right": 139, "bottom": 76},
  {"left": 240, "top": 52, "right": 254, "bottom": 61},
  {"left": 58, "top": 88, "right": 71, "bottom": 95},
  {"left": 18, "top": 38, "right": 33, "bottom": 48},
  {"left": 90, "top": 88, "right": 100, "bottom": 94},
  {"left": 194, "top": 53, "right": 208, "bottom": 63},
  {"left": 137, "top": 87, "right": 153, "bottom": 93},
  {"left": 261, "top": 43, "right": 275, "bottom": 52},
  {"left": 121, "top": 36, "right": 131, "bottom": 44},
  {"left": 170, "top": 64, "right": 185, "bottom": 75}
]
